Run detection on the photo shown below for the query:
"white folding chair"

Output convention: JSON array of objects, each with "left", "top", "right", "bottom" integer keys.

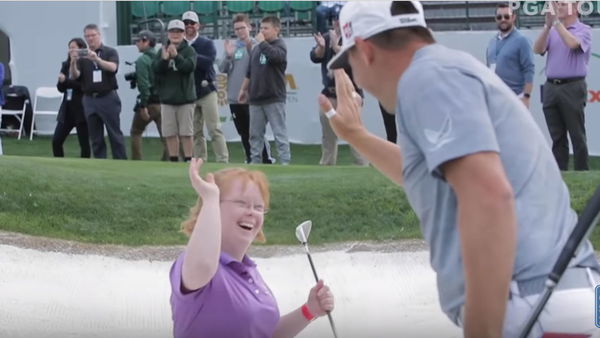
[
  {"left": 0, "top": 92, "right": 29, "bottom": 140},
  {"left": 30, "top": 86, "right": 62, "bottom": 140}
]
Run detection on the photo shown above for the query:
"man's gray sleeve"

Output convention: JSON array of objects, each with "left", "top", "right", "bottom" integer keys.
[{"left": 399, "top": 67, "right": 500, "bottom": 179}]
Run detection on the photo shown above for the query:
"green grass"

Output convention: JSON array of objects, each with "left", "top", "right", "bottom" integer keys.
[
  {"left": 1, "top": 135, "right": 364, "bottom": 165},
  {"left": 0, "top": 155, "right": 412, "bottom": 246},
  {"left": 2, "top": 136, "right": 600, "bottom": 248}
]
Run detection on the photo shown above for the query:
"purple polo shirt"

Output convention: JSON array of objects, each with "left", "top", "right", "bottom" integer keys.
[
  {"left": 170, "top": 251, "right": 280, "bottom": 338},
  {"left": 545, "top": 20, "right": 591, "bottom": 79}
]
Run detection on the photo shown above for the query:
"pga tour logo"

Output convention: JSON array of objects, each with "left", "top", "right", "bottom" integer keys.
[{"left": 511, "top": 0, "right": 599, "bottom": 16}]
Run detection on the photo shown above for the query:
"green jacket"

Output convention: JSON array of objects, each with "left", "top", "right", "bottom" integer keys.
[
  {"left": 135, "top": 47, "right": 159, "bottom": 107},
  {"left": 153, "top": 40, "right": 197, "bottom": 105}
]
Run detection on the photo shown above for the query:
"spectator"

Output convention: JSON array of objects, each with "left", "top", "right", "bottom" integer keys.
[
  {"left": 534, "top": 1, "right": 591, "bottom": 170},
  {"left": 315, "top": 1, "right": 344, "bottom": 34},
  {"left": 153, "top": 19, "right": 197, "bottom": 163},
  {"left": 182, "top": 11, "right": 229, "bottom": 163},
  {"left": 325, "top": 1, "right": 599, "bottom": 336},
  {"left": 486, "top": 2, "right": 534, "bottom": 109},
  {"left": 310, "top": 7, "right": 368, "bottom": 166},
  {"left": 239, "top": 16, "right": 291, "bottom": 165},
  {"left": 170, "top": 158, "right": 335, "bottom": 337},
  {"left": 130, "top": 30, "right": 167, "bottom": 161},
  {"left": 72, "top": 24, "right": 127, "bottom": 159},
  {"left": 219, "top": 13, "right": 274, "bottom": 164},
  {"left": 53, "top": 37, "right": 90, "bottom": 158}
]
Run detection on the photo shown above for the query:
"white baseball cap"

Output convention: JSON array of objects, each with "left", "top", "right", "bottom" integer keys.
[
  {"left": 182, "top": 11, "right": 199, "bottom": 23},
  {"left": 327, "top": 1, "right": 427, "bottom": 70},
  {"left": 167, "top": 19, "right": 185, "bottom": 31}
]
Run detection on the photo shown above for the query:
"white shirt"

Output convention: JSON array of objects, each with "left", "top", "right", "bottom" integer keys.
[{"left": 185, "top": 32, "right": 199, "bottom": 45}]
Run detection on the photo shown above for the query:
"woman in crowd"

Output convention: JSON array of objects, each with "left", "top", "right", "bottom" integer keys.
[
  {"left": 170, "top": 158, "right": 334, "bottom": 337},
  {"left": 53, "top": 37, "right": 90, "bottom": 158}
]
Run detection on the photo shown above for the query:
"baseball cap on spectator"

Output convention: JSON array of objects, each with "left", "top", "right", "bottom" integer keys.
[
  {"left": 167, "top": 19, "right": 185, "bottom": 32},
  {"left": 182, "top": 11, "right": 199, "bottom": 23},
  {"left": 133, "top": 30, "right": 156, "bottom": 43},
  {"left": 327, "top": 0, "right": 427, "bottom": 70},
  {"left": 331, "top": 4, "right": 343, "bottom": 20}
]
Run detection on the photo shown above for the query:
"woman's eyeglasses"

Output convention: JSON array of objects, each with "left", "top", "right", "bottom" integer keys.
[{"left": 221, "top": 199, "right": 269, "bottom": 214}]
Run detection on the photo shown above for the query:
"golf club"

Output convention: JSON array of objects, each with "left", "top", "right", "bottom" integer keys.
[
  {"left": 518, "top": 185, "right": 600, "bottom": 338},
  {"left": 295, "top": 220, "right": 339, "bottom": 338}
]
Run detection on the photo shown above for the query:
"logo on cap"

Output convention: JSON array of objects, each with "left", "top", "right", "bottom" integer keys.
[
  {"left": 343, "top": 22, "right": 353, "bottom": 39},
  {"left": 399, "top": 17, "right": 418, "bottom": 24}
]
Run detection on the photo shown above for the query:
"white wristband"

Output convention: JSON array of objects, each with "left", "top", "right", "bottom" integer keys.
[{"left": 325, "top": 109, "right": 337, "bottom": 119}]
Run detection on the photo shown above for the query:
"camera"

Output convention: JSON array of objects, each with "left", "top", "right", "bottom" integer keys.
[
  {"left": 77, "top": 49, "right": 89, "bottom": 57},
  {"left": 124, "top": 72, "right": 137, "bottom": 89}
]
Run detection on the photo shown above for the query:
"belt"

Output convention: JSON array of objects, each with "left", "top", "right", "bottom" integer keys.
[
  {"left": 546, "top": 77, "right": 584, "bottom": 85},
  {"left": 88, "top": 90, "right": 112, "bottom": 98},
  {"left": 515, "top": 267, "right": 595, "bottom": 297}
]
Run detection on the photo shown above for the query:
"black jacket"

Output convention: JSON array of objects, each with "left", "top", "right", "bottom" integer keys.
[
  {"left": 309, "top": 32, "right": 362, "bottom": 98},
  {"left": 189, "top": 36, "right": 217, "bottom": 99},
  {"left": 56, "top": 60, "right": 85, "bottom": 124},
  {"left": 247, "top": 38, "right": 287, "bottom": 105}
]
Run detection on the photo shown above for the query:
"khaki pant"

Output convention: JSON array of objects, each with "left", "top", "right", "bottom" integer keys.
[
  {"left": 319, "top": 97, "right": 368, "bottom": 166},
  {"left": 161, "top": 103, "right": 194, "bottom": 137},
  {"left": 193, "top": 91, "right": 229, "bottom": 163},
  {"left": 130, "top": 103, "right": 167, "bottom": 160}
]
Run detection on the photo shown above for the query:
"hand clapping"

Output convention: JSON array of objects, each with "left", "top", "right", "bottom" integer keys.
[{"left": 313, "top": 32, "right": 325, "bottom": 48}]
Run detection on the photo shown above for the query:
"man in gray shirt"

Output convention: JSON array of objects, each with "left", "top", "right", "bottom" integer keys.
[
  {"left": 325, "top": 1, "right": 599, "bottom": 337},
  {"left": 219, "top": 13, "right": 273, "bottom": 164}
]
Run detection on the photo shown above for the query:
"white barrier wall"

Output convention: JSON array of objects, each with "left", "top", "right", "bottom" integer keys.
[
  {"left": 1, "top": 0, "right": 600, "bottom": 153},
  {"left": 114, "top": 38, "right": 388, "bottom": 145},
  {"left": 114, "top": 30, "right": 600, "bottom": 155}
]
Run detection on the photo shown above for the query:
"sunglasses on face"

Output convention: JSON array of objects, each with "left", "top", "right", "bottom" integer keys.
[
  {"left": 496, "top": 14, "right": 512, "bottom": 20},
  {"left": 183, "top": 20, "right": 196, "bottom": 26}
]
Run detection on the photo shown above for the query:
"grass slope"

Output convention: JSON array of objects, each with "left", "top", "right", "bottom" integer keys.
[
  {"left": 0, "top": 156, "right": 414, "bottom": 245},
  {"left": 2, "top": 137, "right": 600, "bottom": 247}
]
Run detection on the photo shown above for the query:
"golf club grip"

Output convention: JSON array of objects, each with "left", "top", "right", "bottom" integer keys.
[{"left": 549, "top": 185, "right": 600, "bottom": 283}]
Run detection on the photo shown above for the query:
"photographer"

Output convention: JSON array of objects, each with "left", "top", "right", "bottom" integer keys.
[
  {"left": 130, "top": 30, "right": 167, "bottom": 161},
  {"left": 53, "top": 37, "right": 90, "bottom": 158},
  {"left": 71, "top": 23, "right": 127, "bottom": 159}
]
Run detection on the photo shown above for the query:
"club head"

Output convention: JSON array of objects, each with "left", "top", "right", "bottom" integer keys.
[{"left": 295, "top": 220, "right": 312, "bottom": 244}]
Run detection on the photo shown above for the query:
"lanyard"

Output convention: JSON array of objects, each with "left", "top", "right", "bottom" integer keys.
[{"left": 93, "top": 49, "right": 101, "bottom": 69}]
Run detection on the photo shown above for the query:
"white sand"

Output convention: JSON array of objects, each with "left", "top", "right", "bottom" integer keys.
[{"left": 0, "top": 244, "right": 461, "bottom": 338}]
